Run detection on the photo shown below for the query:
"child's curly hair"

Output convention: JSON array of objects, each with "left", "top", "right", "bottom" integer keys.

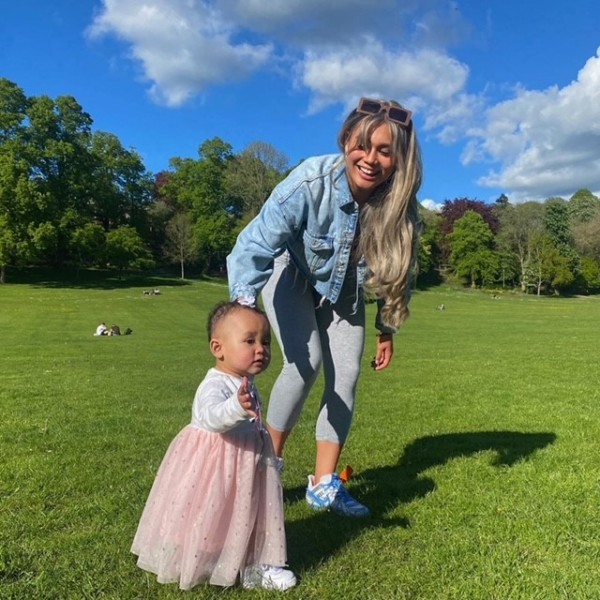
[{"left": 206, "top": 301, "right": 268, "bottom": 341}]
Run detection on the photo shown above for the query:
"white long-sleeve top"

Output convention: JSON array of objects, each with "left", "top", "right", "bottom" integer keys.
[{"left": 191, "top": 368, "right": 259, "bottom": 433}]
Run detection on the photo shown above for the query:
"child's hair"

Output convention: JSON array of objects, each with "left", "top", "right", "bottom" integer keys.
[
  {"left": 206, "top": 301, "right": 268, "bottom": 341},
  {"left": 337, "top": 99, "right": 423, "bottom": 330}
]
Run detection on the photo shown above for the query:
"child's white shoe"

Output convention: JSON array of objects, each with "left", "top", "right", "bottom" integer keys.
[{"left": 242, "top": 564, "right": 297, "bottom": 591}]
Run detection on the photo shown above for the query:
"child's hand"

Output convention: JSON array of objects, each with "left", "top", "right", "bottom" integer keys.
[{"left": 238, "top": 376, "right": 258, "bottom": 419}]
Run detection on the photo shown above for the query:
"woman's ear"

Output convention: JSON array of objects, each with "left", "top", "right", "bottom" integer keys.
[{"left": 210, "top": 338, "right": 223, "bottom": 360}]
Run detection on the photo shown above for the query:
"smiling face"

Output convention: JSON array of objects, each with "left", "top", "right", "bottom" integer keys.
[
  {"left": 344, "top": 122, "right": 397, "bottom": 206},
  {"left": 210, "top": 307, "right": 271, "bottom": 378}
]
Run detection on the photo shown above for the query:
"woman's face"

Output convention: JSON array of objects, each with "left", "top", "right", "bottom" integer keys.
[{"left": 344, "top": 122, "right": 396, "bottom": 205}]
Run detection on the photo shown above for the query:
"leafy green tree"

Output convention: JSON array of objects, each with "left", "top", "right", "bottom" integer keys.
[
  {"left": 105, "top": 226, "right": 153, "bottom": 271},
  {"left": 224, "top": 141, "right": 287, "bottom": 218},
  {"left": 572, "top": 214, "right": 600, "bottom": 263},
  {"left": 146, "top": 196, "right": 175, "bottom": 261},
  {"left": 440, "top": 198, "right": 500, "bottom": 264},
  {"left": 24, "top": 94, "right": 94, "bottom": 258},
  {"left": 0, "top": 78, "right": 28, "bottom": 143},
  {"left": 543, "top": 198, "right": 580, "bottom": 287},
  {"left": 70, "top": 223, "right": 106, "bottom": 269},
  {"left": 163, "top": 212, "right": 198, "bottom": 279},
  {"left": 496, "top": 251, "right": 520, "bottom": 289},
  {"left": 448, "top": 210, "right": 497, "bottom": 287},
  {"left": 0, "top": 214, "right": 15, "bottom": 283},
  {"left": 416, "top": 205, "right": 442, "bottom": 285},
  {"left": 164, "top": 138, "right": 240, "bottom": 272},
  {"left": 496, "top": 201, "right": 545, "bottom": 292},
  {"left": 0, "top": 79, "right": 29, "bottom": 281},
  {"left": 455, "top": 249, "right": 500, "bottom": 288},
  {"left": 89, "top": 131, "right": 154, "bottom": 232},
  {"left": 579, "top": 256, "right": 600, "bottom": 293},
  {"left": 528, "top": 231, "right": 574, "bottom": 295},
  {"left": 568, "top": 189, "right": 600, "bottom": 224}
]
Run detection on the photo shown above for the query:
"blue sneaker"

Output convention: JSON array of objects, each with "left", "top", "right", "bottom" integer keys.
[{"left": 305, "top": 473, "right": 370, "bottom": 517}]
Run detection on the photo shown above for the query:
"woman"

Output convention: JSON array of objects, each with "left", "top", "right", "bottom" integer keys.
[{"left": 227, "top": 97, "right": 423, "bottom": 517}]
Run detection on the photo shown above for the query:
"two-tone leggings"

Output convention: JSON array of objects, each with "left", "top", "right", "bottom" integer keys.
[{"left": 261, "top": 252, "right": 366, "bottom": 445}]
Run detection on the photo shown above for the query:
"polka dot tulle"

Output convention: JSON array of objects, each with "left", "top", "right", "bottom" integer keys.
[{"left": 131, "top": 425, "right": 287, "bottom": 589}]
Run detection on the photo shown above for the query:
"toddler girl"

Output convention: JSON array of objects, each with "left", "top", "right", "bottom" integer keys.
[{"left": 131, "top": 301, "right": 296, "bottom": 591}]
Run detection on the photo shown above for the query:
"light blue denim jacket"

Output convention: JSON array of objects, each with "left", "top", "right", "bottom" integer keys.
[{"left": 227, "top": 154, "right": 395, "bottom": 334}]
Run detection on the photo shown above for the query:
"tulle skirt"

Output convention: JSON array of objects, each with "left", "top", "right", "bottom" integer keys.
[{"left": 131, "top": 424, "right": 287, "bottom": 589}]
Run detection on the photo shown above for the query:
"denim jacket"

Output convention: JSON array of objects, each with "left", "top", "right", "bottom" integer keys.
[{"left": 227, "top": 154, "right": 395, "bottom": 334}]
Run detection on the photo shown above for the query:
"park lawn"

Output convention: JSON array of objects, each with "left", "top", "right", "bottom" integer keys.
[{"left": 2, "top": 274, "right": 600, "bottom": 599}]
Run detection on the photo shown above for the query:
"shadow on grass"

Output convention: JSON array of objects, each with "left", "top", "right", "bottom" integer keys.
[
  {"left": 6, "top": 266, "right": 227, "bottom": 291},
  {"left": 285, "top": 430, "right": 556, "bottom": 573}
]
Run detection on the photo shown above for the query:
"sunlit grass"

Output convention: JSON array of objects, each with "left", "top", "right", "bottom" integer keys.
[{"left": 2, "top": 275, "right": 600, "bottom": 599}]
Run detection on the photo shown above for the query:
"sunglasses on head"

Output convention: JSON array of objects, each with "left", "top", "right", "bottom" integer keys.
[{"left": 356, "top": 97, "right": 412, "bottom": 127}]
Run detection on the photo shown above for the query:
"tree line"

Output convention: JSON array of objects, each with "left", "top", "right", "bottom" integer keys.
[
  {"left": 418, "top": 191, "right": 600, "bottom": 295},
  {"left": 1, "top": 77, "right": 599, "bottom": 295}
]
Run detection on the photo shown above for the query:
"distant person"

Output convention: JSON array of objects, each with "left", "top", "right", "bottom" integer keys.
[
  {"left": 108, "top": 325, "right": 121, "bottom": 336},
  {"left": 227, "top": 97, "right": 422, "bottom": 518},
  {"left": 94, "top": 323, "right": 108, "bottom": 336},
  {"left": 131, "top": 301, "right": 296, "bottom": 591}
]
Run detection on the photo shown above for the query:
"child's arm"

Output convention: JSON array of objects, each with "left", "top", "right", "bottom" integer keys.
[{"left": 192, "top": 375, "right": 258, "bottom": 433}]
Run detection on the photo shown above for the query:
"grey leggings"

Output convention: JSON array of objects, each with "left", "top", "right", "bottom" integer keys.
[{"left": 261, "top": 253, "right": 366, "bottom": 445}]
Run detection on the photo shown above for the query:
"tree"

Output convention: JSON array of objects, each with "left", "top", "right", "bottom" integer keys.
[
  {"left": 496, "top": 201, "right": 545, "bottom": 292},
  {"left": 543, "top": 197, "right": 579, "bottom": 285},
  {"left": 88, "top": 131, "right": 154, "bottom": 232},
  {"left": 70, "top": 223, "right": 106, "bottom": 269},
  {"left": 441, "top": 198, "right": 500, "bottom": 237},
  {"left": 568, "top": 189, "right": 600, "bottom": 225},
  {"left": 24, "top": 94, "right": 94, "bottom": 247},
  {"left": 579, "top": 256, "right": 600, "bottom": 293},
  {"left": 224, "top": 141, "right": 288, "bottom": 218},
  {"left": 416, "top": 205, "right": 442, "bottom": 285},
  {"left": 528, "top": 231, "right": 574, "bottom": 296},
  {"left": 440, "top": 198, "right": 500, "bottom": 265},
  {"left": 572, "top": 214, "right": 600, "bottom": 263},
  {"left": 163, "top": 212, "right": 198, "bottom": 279},
  {"left": 448, "top": 211, "right": 497, "bottom": 287},
  {"left": 105, "top": 226, "right": 153, "bottom": 271},
  {"left": 164, "top": 138, "right": 240, "bottom": 272},
  {"left": 0, "top": 79, "right": 28, "bottom": 281}
]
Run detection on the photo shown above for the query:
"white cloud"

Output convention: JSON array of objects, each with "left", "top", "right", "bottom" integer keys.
[
  {"left": 420, "top": 199, "right": 443, "bottom": 212},
  {"left": 87, "top": 0, "right": 470, "bottom": 108},
  {"left": 87, "top": 0, "right": 273, "bottom": 106},
  {"left": 466, "top": 49, "right": 600, "bottom": 202},
  {"left": 86, "top": 1, "right": 600, "bottom": 203},
  {"left": 299, "top": 43, "right": 469, "bottom": 114}
]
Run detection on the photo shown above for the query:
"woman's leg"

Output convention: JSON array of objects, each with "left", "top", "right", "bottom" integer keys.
[
  {"left": 262, "top": 254, "right": 322, "bottom": 456},
  {"left": 313, "top": 280, "right": 365, "bottom": 481},
  {"left": 304, "top": 277, "right": 370, "bottom": 517}
]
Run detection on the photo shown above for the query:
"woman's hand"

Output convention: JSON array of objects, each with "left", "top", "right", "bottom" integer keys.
[{"left": 371, "top": 333, "right": 394, "bottom": 371}]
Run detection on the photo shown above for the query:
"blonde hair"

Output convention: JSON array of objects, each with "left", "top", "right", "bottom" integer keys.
[{"left": 337, "top": 100, "right": 423, "bottom": 330}]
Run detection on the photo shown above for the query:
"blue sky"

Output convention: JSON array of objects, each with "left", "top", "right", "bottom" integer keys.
[{"left": 2, "top": 0, "right": 600, "bottom": 210}]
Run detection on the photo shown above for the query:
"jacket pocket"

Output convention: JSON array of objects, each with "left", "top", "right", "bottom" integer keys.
[{"left": 302, "top": 231, "right": 334, "bottom": 277}]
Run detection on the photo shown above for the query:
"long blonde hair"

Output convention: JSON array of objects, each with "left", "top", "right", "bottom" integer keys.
[{"left": 337, "top": 100, "right": 423, "bottom": 330}]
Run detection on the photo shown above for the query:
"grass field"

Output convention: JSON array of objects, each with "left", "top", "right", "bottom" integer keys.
[{"left": 2, "top": 271, "right": 600, "bottom": 599}]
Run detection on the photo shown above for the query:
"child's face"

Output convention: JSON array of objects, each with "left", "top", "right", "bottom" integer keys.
[{"left": 210, "top": 309, "right": 271, "bottom": 378}]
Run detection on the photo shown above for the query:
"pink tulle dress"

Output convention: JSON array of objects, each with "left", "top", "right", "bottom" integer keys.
[{"left": 131, "top": 369, "right": 287, "bottom": 589}]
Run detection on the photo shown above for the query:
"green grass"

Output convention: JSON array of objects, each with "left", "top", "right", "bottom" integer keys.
[{"left": 2, "top": 275, "right": 600, "bottom": 599}]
